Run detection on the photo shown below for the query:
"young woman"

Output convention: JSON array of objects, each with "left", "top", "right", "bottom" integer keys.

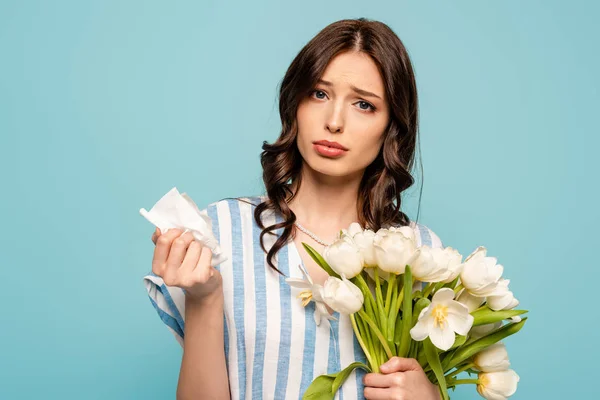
[{"left": 144, "top": 17, "right": 444, "bottom": 400}]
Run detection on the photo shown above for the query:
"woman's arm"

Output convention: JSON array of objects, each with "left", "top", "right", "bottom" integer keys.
[{"left": 176, "top": 291, "right": 230, "bottom": 400}]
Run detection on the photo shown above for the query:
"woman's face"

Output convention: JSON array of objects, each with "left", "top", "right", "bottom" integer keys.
[{"left": 296, "top": 51, "right": 390, "bottom": 179}]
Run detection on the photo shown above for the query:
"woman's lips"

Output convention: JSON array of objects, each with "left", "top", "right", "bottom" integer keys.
[{"left": 313, "top": 143, "right": 348, "bottom": 158}]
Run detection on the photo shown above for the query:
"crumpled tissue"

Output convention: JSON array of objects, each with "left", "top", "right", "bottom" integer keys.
[{"left": 139, "top": 187, "right": 227, "bottom": 267}]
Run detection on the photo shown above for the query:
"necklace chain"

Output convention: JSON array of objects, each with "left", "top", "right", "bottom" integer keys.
[{"left": 293, "top": 221, "right": 333, "bottom": 247}]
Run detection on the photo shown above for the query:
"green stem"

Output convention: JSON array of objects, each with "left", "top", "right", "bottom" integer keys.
[
  {"left": 446, "top": 362, "right": 475, "bottom": 379},
  {"left": 355, "top": 274, "right": 376, "bottom": 305},
  {"left": 386, "top": 276, "right": 399, "bottom": 345},
  {"left": 453, "top": 283, "right": 464, "bottom": 295},
  {"left": 357, "top": 311, "right": 378, "bottom": 371},
  {"left": 384, "top": 274, "right": 395, "bottom": 315},
  {"left": 358, "top": 309, "right": 393, "bottom": 359},
  {"left": 354, "top": 274, "right": 379, "bottom": 330},
  {"left": 448, "top": 378, "right": 479, "bottom": 386},
  {"left": 397, "top": 266, "right": 413, "bottom": 357},
  {"left": 422, "top": 282, "right": 434, "bottom": 298},
  {"left": 473, "top": 304, "right": 487, "bottom": 313},
  {"left": 350, "top": 313, "right": 377, "bottom": 373},
  {"left": 374, "top": 268, "right": 388, "bottom": 337},
  {"left": 396, "top": 285, "right": 404, "bottom": 307}
]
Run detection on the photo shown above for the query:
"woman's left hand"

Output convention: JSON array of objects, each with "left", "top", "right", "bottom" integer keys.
[{"left": 363, "top": 357, "right": 441, "bottom": 400}]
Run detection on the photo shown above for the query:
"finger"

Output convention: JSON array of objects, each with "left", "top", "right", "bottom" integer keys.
[
  {"left": 179, "top": 240, "right": 203, "bottom": 281},
  {"left": 380, "top": 356, "right": 421, "bottom": 373},
  {"left": 152, "top": 228, "right": 185, "bottom": 275},
  {"left": 151, "top": 227, "right": 162, "bottom": 244},
  {"left": 162, "top": 231, "right": 195, "bottom": 285},
  {"left": 363, "top": 387, "right": 391, "bottom": 400},
  {"left": 165, "top": 231, "right": 195, "bottom": 269},
  {"left": 192, "top": 247, "right": 214, "bottom": 282},
  {"left": 362, "top": 373, "right": 391, "bottom": 388}
]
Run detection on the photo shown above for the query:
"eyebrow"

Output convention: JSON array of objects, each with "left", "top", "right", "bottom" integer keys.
[{"left": 317, "top": 79, "right": 382, "bottom": 100}]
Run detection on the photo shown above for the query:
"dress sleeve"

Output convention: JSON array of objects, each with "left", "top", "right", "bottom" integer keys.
[
  {"left": 142, "top": 202, "right": 221, "bottom": 346},
  {"left": 143, "top": 273, "right": 187, "bottom": 346},
  {"left": 415, "top": 223, "right": 445, "bottom": 249}
]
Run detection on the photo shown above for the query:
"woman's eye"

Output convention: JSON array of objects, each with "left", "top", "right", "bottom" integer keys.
[
  {"left": 357, "top": 101, "right": 375, "bottom": 112},
  {"left": 313, "top": 90, "right": 327, "bottom": 99}
]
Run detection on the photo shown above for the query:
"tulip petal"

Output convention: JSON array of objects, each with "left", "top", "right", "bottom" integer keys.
[
  {"left": 429, "top": 323, "right": 455, "bottom": 351},
  {"left": 410, "top": 315, "right": 433, "bottom": 341},
  {"left": 432, "top": 287, "right": 455, "bottom": 303},
  {"left": 285, "top": 279, "right": 311, "bottom": 289},
  {"left": 446, "top": 304, "right": 474, "bottom": 336},
  {"left": 477, "top": 386, "right": 506, "bottom": 400}
]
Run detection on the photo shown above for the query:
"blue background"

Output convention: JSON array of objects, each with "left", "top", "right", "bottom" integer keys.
[{"left": 1, "top": 0, "right": 597, "bottom": 398}]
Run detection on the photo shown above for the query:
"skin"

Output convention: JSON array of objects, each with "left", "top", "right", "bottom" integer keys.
[
  {"left": 289, "top": 50, "right": 391, "bottom": 286},
  {"left": 290, "top": 51, "right": 441, "bottom": 399}
]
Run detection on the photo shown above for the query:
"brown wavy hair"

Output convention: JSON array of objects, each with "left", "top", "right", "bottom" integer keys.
[{"left": 234, "top": 18, "right": 424, "bottom": 275}]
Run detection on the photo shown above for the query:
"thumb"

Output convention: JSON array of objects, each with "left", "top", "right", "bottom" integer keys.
[{"left": 380, "top": 357, "right": 421, "bottom": 373}]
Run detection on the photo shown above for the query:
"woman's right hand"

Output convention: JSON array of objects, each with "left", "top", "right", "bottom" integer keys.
[{"left": 151, "top": 227, "right": 223, "bottom": 303}]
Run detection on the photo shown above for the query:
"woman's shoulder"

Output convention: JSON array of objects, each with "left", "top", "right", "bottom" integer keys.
[
  {"left": 203, "top": 194, "right": 272, "bottom": 229},
  {"left": 409, "top": 220, "right": 444, "bottom": 249},
  {"left": 207, "top": 194, "right": 266, "bottom": 209}
]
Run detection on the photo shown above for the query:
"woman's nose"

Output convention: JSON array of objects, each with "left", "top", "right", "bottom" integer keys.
[{"left": 326, "top": 105, "right": 345, "bottom": 133}]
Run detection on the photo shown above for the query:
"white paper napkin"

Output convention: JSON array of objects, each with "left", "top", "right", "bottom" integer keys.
[{"left": 139, "top": 187, "right": 227, "bottom": 267}]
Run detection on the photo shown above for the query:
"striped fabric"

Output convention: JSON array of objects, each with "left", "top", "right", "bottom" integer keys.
[{"left": 143, "top": 196, "right": 444, "bottom": 399}]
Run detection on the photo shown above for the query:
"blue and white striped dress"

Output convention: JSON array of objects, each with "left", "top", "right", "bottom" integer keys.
[{"left": 143, "top": 195, "right": 444, "bottom": 399}]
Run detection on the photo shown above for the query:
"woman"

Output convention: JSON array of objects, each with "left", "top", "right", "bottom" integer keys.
[{"left": 144, "top": 17, "right": 444, "bottom": 399}]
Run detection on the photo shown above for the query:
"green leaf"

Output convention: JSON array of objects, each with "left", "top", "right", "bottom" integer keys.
[
  {"left": 416, "top": 341, "right": 427, "bottom": 368},
  {"left": 449, "top": 334, "right": 468, "bottom": 351},
  {"left": 384, "top": 274, "right": 396, "bottom": 317},
  {"left": 411, "top": 298, "right": 431, "bottom": 327},
  {"left": 387, "top": 277, "right": 400, "bottom": 344},
  {"left": 374, "top": 268, "right": 388, "bottom": 336},
  {"left": 301, "top": 242, "right": 339, "bottom": 278},
  {"left": 440, "top": 347, "right": 459, "bottom": 372},
  {"left": 446, "top": 317, "right": 528, "bottom": 371},
  {"left": 471, "top": 306, "right": 528, "bottom": 326},
  {"left": 332, "top": 362, "right": 371, "bottom": 393},
  {"left": 423, "top": 338, "right": 450, "bottom": 400},
  {"left": 358, "top": 309, "right": 394, "bottom": 359},
  {"left": 397, "top": 266, "right": 413, "bottom": 357},
  {"left": 302, "top": 373, "right": 337, "bottom": 400},
  {"left": 407, "top": 337, "right": 419, "bottom": 359},
  {"left": 394, "top": 310, "right": 403, "bottom": 346}
]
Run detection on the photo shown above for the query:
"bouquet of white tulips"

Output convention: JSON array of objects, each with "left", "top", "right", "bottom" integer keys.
[{"left": 286, "top": 223, "right": 527, "bottom": 400}]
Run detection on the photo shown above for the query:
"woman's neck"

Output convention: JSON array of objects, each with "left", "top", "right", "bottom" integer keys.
[{"left": 286, "top": 166, "right": 363, "bottom": 243}]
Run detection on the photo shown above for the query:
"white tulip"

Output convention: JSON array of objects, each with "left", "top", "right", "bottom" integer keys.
[
  {"left": 323, "top": 235, "right": 364, "bottom": 279},
  {"left": 389, "top": 225, "right": 416, "bottom": 240},
  {"left": 410, "top": 288, "right": 474, "bottom": 351},
  {"left": 322, "top": 275, "right": 364, "bottom": 315},
  {"left": 460, "top": 247, "right": 507, "bottom": 297},
  {"left": 285, "top": 264, "right": 337, "bottom": 326},
  {"left": 470, "top": 321, "right": 503, "bottom": 340},
  {"left": 456, "top": 288, "right": 486, "bottom": 313},
  {"left": 441, "top": 247, "right": 464, "bottom": 283},
  {"left": 411, "top": 246, "right": 464, "bottom": 283},
  {"left": 346, "top": 221, "right": 364, "bottom": 237},
  {"left": 373, "top": 226, "right": 417, "bottom": 274},
  {"left": 363, "top": 266, "right": 390, "bottom": 282},
  {"left": 477, "top": 369, "right": 520, "bottom": 400},
  {"left": 473, "top": 342, "right": 511, "bottom": 372},
  {"left": 486, "top": 279, "right": 519, "bottom": 311},
  {"left": 350, "top": 225, "right": 378, "bottom": 267}
]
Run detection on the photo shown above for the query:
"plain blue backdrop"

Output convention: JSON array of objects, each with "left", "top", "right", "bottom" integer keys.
[{"left": 1, "top": 1, "right": 598, "bottom": 399}]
